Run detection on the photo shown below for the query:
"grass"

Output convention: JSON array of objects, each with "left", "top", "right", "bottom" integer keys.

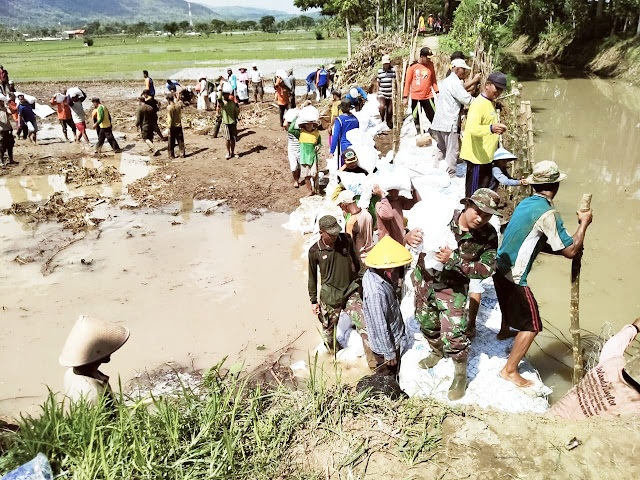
[
  {"left": 0, "top": 360, "right": 455, "bottom": 479},
  {"left": 1, "top": 32, "right": 356, "bottom": 82}
]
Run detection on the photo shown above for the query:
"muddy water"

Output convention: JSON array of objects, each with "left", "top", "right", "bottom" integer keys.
[
  {"left": 517, "top": 72, "right": 640, "bottom": 400},
  {"left": 0, "top": 206, "right": 325, "bottom": 417}
]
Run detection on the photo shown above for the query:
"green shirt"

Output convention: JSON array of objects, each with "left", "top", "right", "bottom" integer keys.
[
  {"left": 308, "top": 233, "right": 364, "bottom": 307},
  {"left": 217, "top": 92, "right": 239, "bottom": 125},
  {"left": 288, "top": 119, "right": 321, "bottom": 166}
]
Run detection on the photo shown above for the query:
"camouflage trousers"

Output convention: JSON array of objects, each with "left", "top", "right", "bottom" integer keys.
[
  {"left": 412, "top": 265, "right": 470, "bottom": 362},
  {"left": 319, "top": 293, "right": 376, "bottom": 366}
]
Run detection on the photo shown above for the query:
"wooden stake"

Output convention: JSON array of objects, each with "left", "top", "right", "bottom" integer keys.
[{"left": 570, "top": 193, "right": 592, "bottom": 385}]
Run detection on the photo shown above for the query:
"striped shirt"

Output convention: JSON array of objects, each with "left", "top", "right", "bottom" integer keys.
[
  {"left": 362, "top": 269, "right": 408, "bottom": 361},
  {"left": 377, "top": 67, "right": 396, "bottom": 100},
  {"left": 497, "top": 194, "right": 574, "bottom": 285}
]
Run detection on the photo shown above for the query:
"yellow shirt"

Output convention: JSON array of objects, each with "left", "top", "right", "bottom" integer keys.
[
  {"left": 167, "top": 103, "right": 182, "bottom": 128},
  {"left": 95, "top": 104, "right": 112, "bottom": 129},
  {"left": 330, "top": 100, "right": 342, "bottom": 125},
  {"left": 460, "top": 95, "right": 499, "bottom": 165}
]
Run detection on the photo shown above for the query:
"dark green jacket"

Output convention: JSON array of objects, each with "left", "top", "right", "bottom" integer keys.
[{"left": 308, "top": 233, "right": 364, "bottom": 307}]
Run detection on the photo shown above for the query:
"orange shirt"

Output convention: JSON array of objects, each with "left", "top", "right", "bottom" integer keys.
[
  {"left": 275, "top": 78, "right": 289, "bottom": 106},
  {"left": 403, "top": 61, "right": 438, "bottom": 100},
  {"left": 8, "top": 100, "right": 18, "bottom": 122},
  {"left": 51, "top": 97, "right": 72, "bottom": 120}
]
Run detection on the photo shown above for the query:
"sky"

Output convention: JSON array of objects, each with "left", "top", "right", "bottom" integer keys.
[{"left": 192, "top": 0, "right": 306, "bottom": 14}]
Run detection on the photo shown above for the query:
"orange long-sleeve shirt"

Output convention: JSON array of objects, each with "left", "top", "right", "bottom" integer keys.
[{"left": 403, "top": 61, "right": 438, "bottom": 101}]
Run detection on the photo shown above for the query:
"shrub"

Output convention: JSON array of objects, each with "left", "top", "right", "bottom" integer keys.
[{"left": 315, "top": 29, "right": 324, "bottom": 40}]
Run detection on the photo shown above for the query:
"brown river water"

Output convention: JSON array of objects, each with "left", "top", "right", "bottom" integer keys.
[{"left": 515, "top": 67, "right": 640, "bottom": 400}]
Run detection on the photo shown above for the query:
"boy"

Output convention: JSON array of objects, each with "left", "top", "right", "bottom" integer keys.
[
  {"left": 218, "top": 83, "right": 240, "bottom": 159},
  {"left": 489, "top": 147, "right": 528, "bottom": 190},
  {"left": 289, "top": 107, "right": 321, "bottom": 196}
]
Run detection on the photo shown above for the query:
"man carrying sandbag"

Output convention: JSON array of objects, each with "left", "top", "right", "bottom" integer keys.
[{"left": 412, "top": 188, "right": 500, "bottom": 400}]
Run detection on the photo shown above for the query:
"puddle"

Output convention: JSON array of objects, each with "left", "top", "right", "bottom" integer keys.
[
  {"left": 0, "top": 207, "right": 323, "bottom": 417},
  {"left": 516, "top": 73, "right": 640, "bottom": 401}
]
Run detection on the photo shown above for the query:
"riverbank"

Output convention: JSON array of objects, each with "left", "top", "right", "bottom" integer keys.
[{"left": 509, "top": 34, "right": 640, "bottom": 83}]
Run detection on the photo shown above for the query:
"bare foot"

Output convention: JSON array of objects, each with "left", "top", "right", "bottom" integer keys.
[
  {"left": 500, "top": 368, "right": 534, "bottom": 388},
  {"left": 497, "top": 329, "right": 518, "bottom": 340},
  {"left": 304, "top": 191, "right": 314, "bottom": 197}
]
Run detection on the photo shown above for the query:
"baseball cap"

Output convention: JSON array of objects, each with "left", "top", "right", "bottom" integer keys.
[
  {"left": 335, "top": 190, "right": 355, "bottom": 206},
  {"left": 419, "top": 47, "right": 433, "bottom": 58},
  {"left": 451, "top": 58, "right": 471, "bottom": 70},
  {"left": 487, "top": 71, "right": 507, "bottom": 90},
  {"left": 461, "top": 188, "right": 502, "bottom": 217},
  {"left": 349, "top": 88, "right": 360, "bottom": 98},
  {"left": 318, "top": 215, "right": 341, "bottom": 235},
  {"left": 343, "top": 149, "right": 358, "bottom": 164}
]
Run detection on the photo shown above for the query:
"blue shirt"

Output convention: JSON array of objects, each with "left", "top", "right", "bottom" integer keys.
[
  {"left": 497, "top": 194, "right": 573, "bottom": 285},
  {"left": 316, "top": 69, "right": 328, "bottom": 86},
  {"left": 330, "top": 114, "right": 360, "bottom": 159},
  {"left": 345, "top": 86, "right": 368, "bottom": 105},
  {"left": 166, "top": 80, "right": 180, "bottom": 92},
  {"left": 490, "top": 164, "right": 520, "bottom": 190},
  {"left": 18, "top": 103, "right": 36, "bottom": 124},
  {"left": 306, "top": 71, "right": 317, "bottom": 85},
  {"left": 147, "top": 78, "right": 155, "bottom": 96}
]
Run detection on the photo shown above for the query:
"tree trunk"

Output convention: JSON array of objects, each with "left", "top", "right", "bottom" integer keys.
[
  {"left": 444, "top": 0, "right": 451, "bottom": 20},
  {"left": 403, "top": 0, "right": 408, "bottom": 32},
  {"left": 346, "top": 16, "right": 352, "bottom": 60},
  {"left": 637, "top": 11, "right": 640, "bottom": 36},
  {"left": 376, "top": 1, "right": 380, "bottom": 34},
  {"left": 596, "top": 0, "right": 605, "bottom": 19},
  {"left": 623, "top": 15, "right": 629, "bottom": 34}
]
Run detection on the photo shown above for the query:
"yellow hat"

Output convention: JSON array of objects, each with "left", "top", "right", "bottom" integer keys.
[{"left": 365, "top": 236, "right": 413, "bottom": 269}]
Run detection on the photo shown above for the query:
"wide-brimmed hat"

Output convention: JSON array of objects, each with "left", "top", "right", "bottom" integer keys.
[
  {"left": 365, "top": 236, "right": 412, "bottom": 269},
  {"left": 461, "top": 188, "right": 502, "bottom": 216},
  {"left": 525, "top": 160, "right": 567, "bottom": 185},
  {"left": 624, "top": 352, "right": 640, "bottom": 385},
  {"left": 59, "top": 315, "right": 130, "bottom": 367},
  {"left": 318, "top": 215, "right": 341, "bottom": 235},
  {"left": 493, "top": 147, "right": 517, "bottom": 161},
  {"left": 335, "top": 189, "right": 355, "bottom": 206}
]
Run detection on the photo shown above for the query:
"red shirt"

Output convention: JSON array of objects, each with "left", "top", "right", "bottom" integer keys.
[{"left": 403, "top": 61, "right": 438, "bottom": 100}]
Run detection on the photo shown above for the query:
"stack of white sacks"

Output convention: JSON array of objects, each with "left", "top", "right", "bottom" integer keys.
[{"left": 284, "top": 94, "right": 552, "bottom": 413}]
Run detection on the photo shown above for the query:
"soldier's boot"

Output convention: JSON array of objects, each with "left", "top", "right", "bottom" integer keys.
[
  {"left": 448, "top": 359, "right": 468, "bottom": 401},
  {"left": 418, "top": 338, "right": 444, "bottom": 369}
]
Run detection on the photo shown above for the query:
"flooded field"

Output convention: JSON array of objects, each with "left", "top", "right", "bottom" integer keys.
[{"left": 517, "top": 70, "right": 640, "bottom": 400}]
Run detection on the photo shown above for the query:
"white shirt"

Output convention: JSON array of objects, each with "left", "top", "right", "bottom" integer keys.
[
  {"left": 63, "top": 368, "right": 110, "bottom": 405},
  {"left": 250, "top": 69, "right": 263, "bottom": 83},
  {"left": 431, "top": 72, "right": 473, "bottom": 133},
  {"left": 69, "top": 101, "right": 85, "bottom": 123}
]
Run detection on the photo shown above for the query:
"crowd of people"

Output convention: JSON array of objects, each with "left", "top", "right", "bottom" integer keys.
[{"left": 1, "top": 46, "right": 635, "bottom": 422}]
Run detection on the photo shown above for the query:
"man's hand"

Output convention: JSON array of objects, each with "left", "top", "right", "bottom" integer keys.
[
  {"left": 491, "top": 123, "right": 508, "bottom": 135},
  {"left": 435, "top": 246, "right": 453, "bottom": 263},
  {"left": 387, "top": 357, "right": 398, "bottom": 366},
  {"left": 577, "top": 209, "right": 593, "bottom": 228},
  {"left": 633, "top": 317, "right": 640, "bottom": 330},
  {"left": 402, "top": 97, "right": 408, "bottom": 106},
  {"left": 471, "top": 73, "right": 482, "bottom": 83},
  {"left": 311, "top": 303, "right": 320, "bottom": 315},
  {"left": 520, "top": 178, "right": 529, "bottom": 186},
  {"left": 372, "top": 184, "right": 386, "bottom": 198},
  {"left": 405, "top": 228, "right": 423, "bottom": 248}
]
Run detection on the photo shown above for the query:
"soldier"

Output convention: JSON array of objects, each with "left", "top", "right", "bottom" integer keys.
[
  {"left": 412, "top": 188, "right": 500, "bottom": 400},
  {"left": 308, "top": 215, "right": 365, "bottom": 352}
]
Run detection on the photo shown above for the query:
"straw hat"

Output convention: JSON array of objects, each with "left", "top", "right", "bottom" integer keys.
[
  {"left": 59, "top": 315, "right": 130, "bottom": 367},
  {"left": 365, "top": 236, "right": 413, "bottom": 269}
]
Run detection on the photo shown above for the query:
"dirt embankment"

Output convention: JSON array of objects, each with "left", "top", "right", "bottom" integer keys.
[{"left": 509, "top": 34, "right": 640, "bottom": 82}]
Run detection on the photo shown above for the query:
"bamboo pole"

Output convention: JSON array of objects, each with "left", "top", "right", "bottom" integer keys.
[
  {"left": 525, "top": 101, "right": 534, "bottom": 175},
  {"left": 570, "top": 193, "right": 592, "bottom": 385},
  {"left": 393, "top": 60, "right": 407, "bottom": 154}
]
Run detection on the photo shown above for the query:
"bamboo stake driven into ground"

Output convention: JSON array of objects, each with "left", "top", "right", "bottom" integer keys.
[{"left": 570, "top": 193, "right": 593, "bottom": 385}]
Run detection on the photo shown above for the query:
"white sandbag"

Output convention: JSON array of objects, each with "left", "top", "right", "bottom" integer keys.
[
  {"left": 283, "top": 108, "right": 299, "bottom": 124},
  {"left": 54, "top": 93, "right": 66, "bottom": 103},
  {"left": 66, "top": 87, "right": 84, "bottom": 98},
  {"left": 0, "top": 94, "right": 7, "bottom": 102},
  {"left": 15, "top": 92, "right": 36, "bottom": 104},
  {"left": 345, "top": 128, "right": 378, "bottom": 173},
  {"left": 26, "top": 121, "right": 35, "bottom": 133},
  {"left": 373, "top": 164, "right": 412, "bottom": 198},
  {"left": 336, "top": 171, "right": 368, "bottom": 196},
  {"left": 33, "top": 103, "right": 55, "bottom": 119},
  {"left": 296, "top": 105, "right": 319, "bottom": 126},
  {"left": 237, "top": 82, "right": 249, "bottom": 101},
  {"left": 276, "top": 70, "right": 292, "bottom": 90}
]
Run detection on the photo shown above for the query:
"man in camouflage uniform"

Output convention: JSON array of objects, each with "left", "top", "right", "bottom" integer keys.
[
  {"left": 412, "top": 188, "right": 500, "bottom": 400},
  {"left": 308, "top": 215, "right": 366, "bottom": 352}
]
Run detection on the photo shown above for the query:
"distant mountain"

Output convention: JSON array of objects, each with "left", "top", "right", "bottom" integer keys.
[
  {"left": 0, "top": 0, "right": 218, "bottom": 26},
  {"left": 200, "top": 6, "right": 300, "bottom": 21}
]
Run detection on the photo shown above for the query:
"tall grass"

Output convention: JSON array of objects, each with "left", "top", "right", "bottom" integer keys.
[{"left": 0, "top": 361, "right": 455, "bottom": 478}]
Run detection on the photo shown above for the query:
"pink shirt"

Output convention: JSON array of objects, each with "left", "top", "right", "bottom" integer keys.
[
  {"left": 375, "top": 193, "right": 420, "bottom": 245},
  {"left": 548, "top": 325, "right": 640, "bottom": 419}
]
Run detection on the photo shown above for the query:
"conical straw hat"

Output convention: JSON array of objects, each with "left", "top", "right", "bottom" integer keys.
[
  {"left": 59, "top": 315, "right": 130, "bottom": 367},
  {"left": 365, "top": 236, "right": 413, "bottom": 269}
]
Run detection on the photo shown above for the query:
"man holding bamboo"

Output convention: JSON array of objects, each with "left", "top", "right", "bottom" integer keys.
[{"left": 494, "top": 161, "right": 593, "bottom": 388}]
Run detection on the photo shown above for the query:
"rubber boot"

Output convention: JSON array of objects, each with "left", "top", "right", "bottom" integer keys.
[
  {"left": 448, "top": 359, "right": 468, "bottom": 401},
  {"left": 418, "top": 339, "right": 444, "bottom": 369}
]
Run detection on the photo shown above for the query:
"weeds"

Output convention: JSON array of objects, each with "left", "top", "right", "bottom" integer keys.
[{"left": 0, "top": 361, "right": 456, "bottom": 478}]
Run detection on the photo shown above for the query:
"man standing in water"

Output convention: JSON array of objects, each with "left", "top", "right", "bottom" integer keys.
[{"left": 495, "top": 161, "right": 593, "bottom": 387}]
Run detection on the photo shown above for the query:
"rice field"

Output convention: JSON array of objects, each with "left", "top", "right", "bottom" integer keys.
[{"left": 0, "top": 32, "right": 356, "bottom": 82}]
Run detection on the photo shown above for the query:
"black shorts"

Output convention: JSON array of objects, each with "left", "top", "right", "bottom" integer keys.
[
  {"left": 141, "top": 128, "right": 154, "bottom": 141},
  {"left": 493, "top": 272, "right": 542, "bottom": 333},
  {"left": 464, "top": 161, "right": 493, "bottom": 198}
]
